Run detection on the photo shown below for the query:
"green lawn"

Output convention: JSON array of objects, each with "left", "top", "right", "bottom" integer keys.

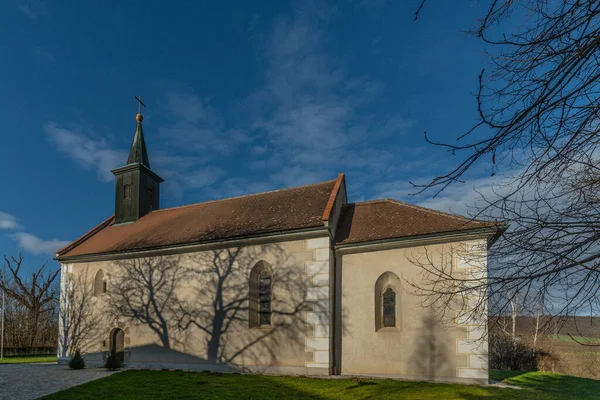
[
  {"left": 490, "top": 370, "right": 599, "bottom": 399},
  {"left": 0, "top": 355, "right": 57, "bottom": 364},
  {"left": 40, "top": 369, "right": 600, "bottom": 400}
]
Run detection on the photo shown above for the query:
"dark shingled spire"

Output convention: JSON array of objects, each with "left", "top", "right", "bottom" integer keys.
[
  {"left": 111, "top": 103, "right": 163, "bottom": 225},
  {"left": 127, "top": 114, "right": 151, "bottom": 168}
]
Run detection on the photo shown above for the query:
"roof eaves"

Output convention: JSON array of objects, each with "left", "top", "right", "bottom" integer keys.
[
  {"left": 55, "top": 215, "right": 115, "bottom": 259},
  {"left": 56, "top": 225, "right": 329, "bottom": 263},
  {"left": 335, "top": 225, "right": 502, "bottom": 250}
]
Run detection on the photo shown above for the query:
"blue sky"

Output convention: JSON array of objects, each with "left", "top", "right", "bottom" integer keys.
[{"left": 0, "top": 0, "right": 502, "bottom": 274}]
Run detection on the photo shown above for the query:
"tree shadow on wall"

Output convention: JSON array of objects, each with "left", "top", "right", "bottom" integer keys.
[
  {"left": 409, "top": 314, "right": 450, "bottom": 380},
  {"left": 176, "top": 245, "right": 317, "bottom": 368},
  {"left": 108, "top": 242, "right": 322, "bottom": 370},
  {"left": 108, "top": 256, "right": 184, "bottom": 352}
]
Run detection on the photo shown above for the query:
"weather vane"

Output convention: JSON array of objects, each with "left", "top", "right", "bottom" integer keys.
[{"left": 134, "top": 95, "right": 146, "bottom": 115}]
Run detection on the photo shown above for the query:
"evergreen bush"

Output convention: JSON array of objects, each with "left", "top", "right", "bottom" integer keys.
[
  {"left": 68, "top": 349, "right": 86, "bottom": 369},
  {"left": 104, "top": 347, "right": 123, "bottom": 371}
]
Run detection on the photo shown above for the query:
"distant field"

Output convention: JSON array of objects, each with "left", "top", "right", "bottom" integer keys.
[
  {"left": 0, "top": 355, "right": 57, "bottom": 364},
  {"left": 550, "top": 334, "right": 600, "bottom": 344}
]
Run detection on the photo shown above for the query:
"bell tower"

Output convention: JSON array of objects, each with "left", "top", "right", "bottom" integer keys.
[{"left": 111, "top": 96, "right": 164, "bottom": 224}]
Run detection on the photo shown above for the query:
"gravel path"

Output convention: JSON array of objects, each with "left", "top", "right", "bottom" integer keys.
[{"left": 0, "top": 363, "right": 118, "bottom": 400}]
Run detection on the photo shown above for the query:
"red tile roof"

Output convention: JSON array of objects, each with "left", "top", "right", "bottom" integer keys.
[
  {"left": 334, "top": 199, "right": 502, "bottom": 245},
  {"left": 57, "top": 178, "right": 337, "bottom": 259},
  {"left": 57, "top": 178, "right": 504, "bottom": 260}
]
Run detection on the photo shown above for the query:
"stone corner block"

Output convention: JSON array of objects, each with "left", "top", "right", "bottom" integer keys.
[{"left": 307, "top": 237, "right": 329, "bottom": 250}]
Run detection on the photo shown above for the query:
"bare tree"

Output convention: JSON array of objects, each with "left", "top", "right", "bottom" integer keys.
[
  {"left": 531, "top": 292, "right": 547, "bottom": 348},
  {"left": 59, "top": 267, "right": 104, "bottom": 357},
  {"left": 410, "top": 1, "right": 600, "bottom": 332},
  {"left": 0, "top": 255, "right": 60, "bottom": 347},
  {"left": 509, "top": 290, "right": 519, "bottom": 341}
]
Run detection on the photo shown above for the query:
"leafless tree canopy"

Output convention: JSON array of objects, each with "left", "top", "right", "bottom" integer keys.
[
  {"left": 412, "top": 1, "right": 600, "bottom": 328},
  {"left": 0, "top": 255, "right": 59, "bottom": 347}
]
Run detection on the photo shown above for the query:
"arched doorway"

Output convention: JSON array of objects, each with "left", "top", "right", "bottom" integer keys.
[{"left": 110, "top": 328, "right": 125, "bottom": 363}]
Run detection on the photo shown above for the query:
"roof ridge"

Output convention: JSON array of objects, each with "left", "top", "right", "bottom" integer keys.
[
  {"left": 352, "top": 198, "right": 488, "bottom": 224},
  {"left": 322, "top": 173, "right": 345, "bottom": 222},
  {"left": 153, "top": 177, "right": 338, "bottom": 213}
]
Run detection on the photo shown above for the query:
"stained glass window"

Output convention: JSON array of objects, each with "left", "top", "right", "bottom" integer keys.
[
  {"left": 382, "top": 287, "right": 396, "bottom": 327},
  {"left": 259, "top": 270, "right": 272, "bottom": 326}
]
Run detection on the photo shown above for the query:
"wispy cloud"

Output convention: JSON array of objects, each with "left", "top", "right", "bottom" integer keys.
[
  {"left": 44, "top": 122, "right": 126, "bottom": 182},
  {"left": 183, "top": 166, "right": 227, "bottom": 189},
  {"left": 30, "top": 47, "right": 56, "bottom": 64},
  {"left": 0, "top": 211, "right": 19, "bottom": 230},
  {"left": 246, "top": 2, "right": 415, "bottom": 189},
  {"left": 158, "top": 84, "right": 252, "bottom": 156},
  {"left": 45, "top": 3, "right": 425, "bottom": 206},
  {"left": 11, "top": 232, "right": 70, "bottom": 255},
  {"left": 17, "top": 0, "right": 46, "bottom": 20},
  {"left": 373, "top": 171, "right": 513, "bottom": 217}
]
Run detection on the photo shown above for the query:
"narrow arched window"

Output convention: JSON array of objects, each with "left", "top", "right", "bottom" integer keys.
[
  {"left": 123, "top": 184, "right": 131, "bottom": 200},
  {"left": 259, "top": 270, "right": 272, "bottom": 326},
  {"left": 375, "top": 271, "right": 401, "bottom": 331},
  {"left": 249, "top": 261, "right": 273, "bottom": 328},
  {"left": 382, "top": 287, "right": 396, "bottom": 327},
  {"left": 147, "top": 188, "right": 153, "bottom": 211},
  {"left": 94, "top": 270, "right": 106, "bottom": 295}
]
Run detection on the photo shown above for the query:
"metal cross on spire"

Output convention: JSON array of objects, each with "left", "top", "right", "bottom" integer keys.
[{"left": 134, "top": 95, "right": 146, "bottom": 114}]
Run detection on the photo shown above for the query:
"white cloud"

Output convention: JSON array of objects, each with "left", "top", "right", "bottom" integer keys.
[
  {"left": 17, "top": 0, "right": 46, "bottom": 19},
  {"left": 44, "top": 122, "right": 127, "bottom": 182},
  {"left": 0, "top": 211, "right": 19, "bottom": 229},
  {"left": 11, "top": 233, "right": 70, "bottom": 255}
]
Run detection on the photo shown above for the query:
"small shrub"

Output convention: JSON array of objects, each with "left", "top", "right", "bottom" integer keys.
[
  {"left": 104, "top": 347, "right": 123, "bottom": 371},
  {"left": 68, "top": 349, "right": 86, "bottom": 369},
  {"left": 489, "top": 333, "right": 546, "bottom": 371}
]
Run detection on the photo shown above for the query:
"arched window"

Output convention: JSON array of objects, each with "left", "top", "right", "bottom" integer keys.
[
  {"left": 123, "top": 184, "right": 131, "bottom": 200},
  {"left": 249, "top": 261, "right": 273, "bottom": 328},
  {"left": 382, "top": 287, "right": 396, "bottom": 327},
  {"left": 375, "top": 271, "right": 401, "bottom": 331},
  {"left": 147, "top": 188, "right": 153, "bottom": 211},
  {"left": 94, "top": 269, "right": 107, "bottom": 295}
]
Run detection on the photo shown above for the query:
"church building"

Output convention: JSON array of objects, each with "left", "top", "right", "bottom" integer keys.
[{"left": 56, "top": 108, "right": 504, "bottom": 383}]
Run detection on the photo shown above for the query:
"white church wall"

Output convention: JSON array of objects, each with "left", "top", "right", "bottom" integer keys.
[
  {"left": 60, "top": 235, "right": 332, "bottom": 375},
  {"left": 337, "top": 238, "right": 489, "bottom": 384}
]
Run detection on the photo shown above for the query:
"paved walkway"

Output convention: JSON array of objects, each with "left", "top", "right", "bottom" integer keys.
[{"left": 0, "top": 363, "right": 118, "bottom": 400}]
